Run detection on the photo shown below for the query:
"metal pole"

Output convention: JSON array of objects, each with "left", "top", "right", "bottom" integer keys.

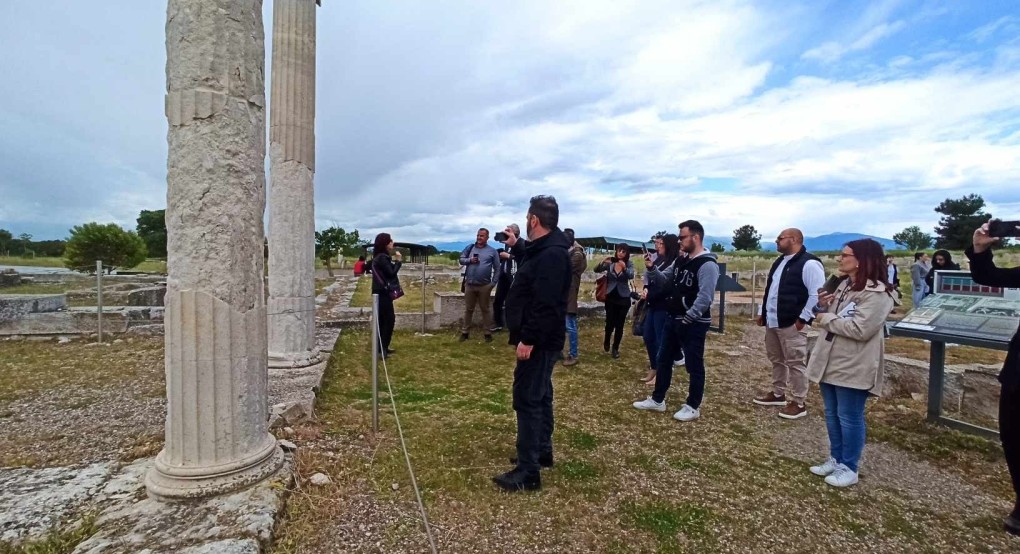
[
  {"left": 927, "top": 340, "right": 946, "bottom": 422},
  {"left": 421, "top": 258, "right": 426, "bottom": 334},
  {"left": 750, "top": 259, "right": 757, "bottom": 318},
  {"left": 96, "top": 260, "right": 103, "bottom": 343},
  {"left": 371, "top": 293, "right": 380, "bottom": 433}
]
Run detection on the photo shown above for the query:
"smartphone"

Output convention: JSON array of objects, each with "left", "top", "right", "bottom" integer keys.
[
  {"left": 494, "top": 231, "right": 509, "bottom": 242},
  {"left": 988, "top": 219, "right": 1020, "bottom": 238},
  {"left": 821, "top": 274, "right": 842, "bottom": 294}
]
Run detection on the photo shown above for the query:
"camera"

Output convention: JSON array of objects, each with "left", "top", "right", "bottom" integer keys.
[
  {"left": 988, "top": 219, "right": 1020, "bottom": 238},
  {"left": 494, "top": 231, "right": 510, "bottom": 242}
]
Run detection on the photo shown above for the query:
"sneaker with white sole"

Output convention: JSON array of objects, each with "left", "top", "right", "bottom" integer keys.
[
  {"left": 809, "top": 457, "right": 839, "bottom": 476},
  {"left": 673, "top": 404, "right": 700, "bottom": 422},
  {"left": 824, "top": 463, "right": 859, "bottom": 487},
  {"left": 632, "top": 397, "right": 666, "bottom": 412},
  {"left": 674, "top": 357, "right": 685, "bottom": 366}
]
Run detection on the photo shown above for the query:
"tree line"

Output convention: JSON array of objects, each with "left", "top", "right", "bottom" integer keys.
[{"left": 722, "top": 193, "right": 1002, "bottom": 252}]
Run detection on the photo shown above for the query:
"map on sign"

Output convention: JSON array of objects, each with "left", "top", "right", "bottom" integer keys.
[{"left": 892, "top": 270, "right": 1020, "bottom": 343}]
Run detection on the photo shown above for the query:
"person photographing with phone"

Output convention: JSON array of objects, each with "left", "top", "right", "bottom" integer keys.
[
  {"left": 490, "top": 224, "right": 520, "bottom": 334},
  {"left": 966, "top": 218, "right": 1020, "bottom": 536},
  {"left": 459, "top": 228, "right": 502, "bottom": 343},
  {"left": 595, "top": 243, "right": 635, "bottom": 358}
]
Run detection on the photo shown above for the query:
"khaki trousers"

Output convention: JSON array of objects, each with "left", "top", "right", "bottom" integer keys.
[
  {"left": 764, "top": 325, "right": 809, "bottom": 404},
  {"left": 462, "top": 283, "right": 494, "bottom": 334}
]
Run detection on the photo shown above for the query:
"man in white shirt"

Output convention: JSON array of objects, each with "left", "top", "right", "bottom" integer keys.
[{"left": 753, "top": 228, "right": 826, "bottom": 420}]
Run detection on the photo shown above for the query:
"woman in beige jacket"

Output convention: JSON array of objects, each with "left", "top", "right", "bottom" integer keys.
[{"left": 807, "top": 238, "right": 895, "bottom": 488}]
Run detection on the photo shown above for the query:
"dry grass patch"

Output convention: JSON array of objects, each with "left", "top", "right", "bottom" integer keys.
[{"left": 273, "top": 318, "right": 1019, "bottom": 552}]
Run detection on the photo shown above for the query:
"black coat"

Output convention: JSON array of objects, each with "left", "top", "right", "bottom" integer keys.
[
  {"left": 370, "top": 253, "right": 402, "bottom": 295},
  {"left": 504, "top": 228, "right": 571, "bottom": 351},
  {"left": 966, "top": 247, "right": 1020, "bottom": 388}
]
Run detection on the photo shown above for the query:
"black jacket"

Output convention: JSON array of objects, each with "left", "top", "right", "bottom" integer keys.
[
  {"left": 370, "top": 253, "right": 402, "bottom": 295},
  {"left": 965, "top": 246, "right": 1020, "bottom": 388},
  {"left": 504, "top": 228, "right": 571, "bottom": 351}
]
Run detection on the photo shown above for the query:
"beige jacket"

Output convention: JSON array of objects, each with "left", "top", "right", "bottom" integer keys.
[{"left": 806, "top": 279, "right": 894, "bottom": 396}]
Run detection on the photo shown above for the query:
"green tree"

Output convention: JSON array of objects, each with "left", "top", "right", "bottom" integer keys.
[
  {"left": 0, "top": 229, "right": 11, "bottom": 255},
  {"left": 892, "top": 225, "right": 934, "bottom": 251},
  {"left": 314, "top": 226, "right": 365, "bottom": 277},
  {"left": 17, "top": 233, "right": 32, "bottom": 256},
  {"left": 710, "top": 242, "right": 726, "bottom": 253},
  {"left": 731, "top": 224, "right": 762, "bottom": 251},
  {"left": 136, "top": 209, "right": 168, "bottom": 258},
  {"left": 934, "top": 194, "right": 990, "bottom": 250},
  {"left": 64, "top": 222, "right": 147, "bottom": 273}
]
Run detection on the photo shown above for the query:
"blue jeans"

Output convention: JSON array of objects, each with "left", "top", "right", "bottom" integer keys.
[
  {"left": 565, "top": 314, "right": 578, "bottom": 358},
  {"left": 642, "top": 306, "right": 669, "bottom": 368},
  {"left": 819, "top": 383, "right": 870, "bottom": 472},
  {"left": 652, "top": 319, "right": 710, "bottom": 408}
]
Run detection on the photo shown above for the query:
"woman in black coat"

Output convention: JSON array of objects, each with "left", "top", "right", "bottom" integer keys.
[
  {"left": 924, "top": 249, "right": 960, "bottom": 296},
  {"left": 370, "top": 233, "right": 402, "bottom": 357},
  {"left": 966, "top": 221, "right": 1020, "bottom": 536}
]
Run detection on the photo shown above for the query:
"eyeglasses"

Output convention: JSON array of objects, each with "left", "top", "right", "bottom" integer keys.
[
  {"left": 776, "top": 236, "right": 793, "bottom": 241},
  {"left": 837, "top": 252, "right": 855, "bottom": 259},
  {"left": 678, "top": 234, "right": 693, "bottom": 241}
]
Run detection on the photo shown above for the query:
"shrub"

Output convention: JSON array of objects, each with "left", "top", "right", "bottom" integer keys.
[{"left": 64, "top": 223, "right": 147, "bottom": 273}]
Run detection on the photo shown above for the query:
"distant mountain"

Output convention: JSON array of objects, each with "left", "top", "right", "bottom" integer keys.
[
  {"left": 432, "top": 241, "right": 475, "bottom": 253},
  {"left": 706, "top": 232, "right": 897, "bottom": 252}
]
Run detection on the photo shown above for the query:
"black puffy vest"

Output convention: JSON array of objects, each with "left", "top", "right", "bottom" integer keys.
[{"left": 762, "top": 248, "right": 820, "bottom": 328}]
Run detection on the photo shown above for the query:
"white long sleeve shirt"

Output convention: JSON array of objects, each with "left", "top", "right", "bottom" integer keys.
[{"left": 760, "top": 254, "right": 826, "bottom": 328}]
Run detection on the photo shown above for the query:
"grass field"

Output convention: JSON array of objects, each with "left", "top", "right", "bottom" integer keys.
[{"left": 271, "top": 318, "right": 1017, "bottom": 552}]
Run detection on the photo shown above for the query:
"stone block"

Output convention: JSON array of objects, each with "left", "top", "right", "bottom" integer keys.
[
  {"left": 0, "top": 294, "right": 67, "bottom": 321},
  {"left": 127, "top": 286, "right": 166, "bottom": 306},
  {"left": 961, "top": 365, "right": 1001, "bottom": 423},
  {"left": 0, "top": 270, "right": 21, "bottom": 288}
]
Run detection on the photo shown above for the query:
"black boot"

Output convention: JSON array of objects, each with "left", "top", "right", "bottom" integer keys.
[
  {"left": 492, "top": 467, "right": 541, "bottom": 492},
  {"left": 509, "top": 452, "right": 554, "bottom": 468},
  {"left": 1005, "top": 514, "right": 1020, "bottom": 536}
]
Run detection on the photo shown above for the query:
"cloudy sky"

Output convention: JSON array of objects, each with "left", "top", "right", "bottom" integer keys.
[{"left": 1, "top": 1, "right": 1018, "bottom": 245}]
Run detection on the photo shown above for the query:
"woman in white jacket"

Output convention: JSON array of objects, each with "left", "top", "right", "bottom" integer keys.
[{"left": 807, "top": 238, "right": 895, "bottom": 488}]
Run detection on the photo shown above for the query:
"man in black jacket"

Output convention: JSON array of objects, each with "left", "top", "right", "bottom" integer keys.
[
  {"left": 967, "top": 220, "right": 1020, "bottom": 536},
  {"left": 494, "top": 195, "right": 571, "bottom": 492}
]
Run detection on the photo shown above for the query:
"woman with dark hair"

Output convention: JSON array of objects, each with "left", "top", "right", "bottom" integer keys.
[
  {"left": 595, "top": 242, "right": 635, "bottom": 358},
  {"left": 966, "top": 220, "right": 1020, "bottom": 535},
  {"left": 370, "top": 233, "right": 402, "bottom": 357},
  {"left": 924, "top": 249, "right": 960, "bottom": 297},
  {"left": 639, "top": 234, "right": 680, "bottom": 384},
  {"left": 807, "top": 238, "right": 895, "bottom": 488}
]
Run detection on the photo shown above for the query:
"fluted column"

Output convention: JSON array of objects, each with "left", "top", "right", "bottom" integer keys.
[
  {"left": 267, "top": 0, "right": 321, "bottom": 369},
  {"left": 147, "top": 0, "right": 283, "bottom": 499}
]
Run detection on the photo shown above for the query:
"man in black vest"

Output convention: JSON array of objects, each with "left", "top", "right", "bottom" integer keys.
[
  {"left": 753, "top": 228, "right": 826, "bottom": 419},
  {"left": 634, "top": 220, "right": 719, "bottom": 423}
]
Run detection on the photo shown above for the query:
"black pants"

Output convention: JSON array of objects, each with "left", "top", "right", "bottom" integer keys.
[
  {"left": 1001, "top": 383, "right": 1020, "bottom": 517},
  {"left": 377, "top": 294, "right": 395, "bottom": 352},
  {"left": 492, "top": 275, "right": 511, "bottom": 328},
  {"left": 513, "top": 349, "right": 556, "bottom": 474},
  {"left": 604, "top": 297, "right": 630, "bottom": 351}
]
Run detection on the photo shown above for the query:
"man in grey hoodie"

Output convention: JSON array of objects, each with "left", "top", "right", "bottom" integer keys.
[{"left": 633, "top": 220, "right": 719, "bottom": 423}]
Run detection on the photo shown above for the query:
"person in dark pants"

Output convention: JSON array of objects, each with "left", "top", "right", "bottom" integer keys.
[
  {"left": 633, "top": 220, "right": 719, "bottom": 423},
  {"left": 490, "top": 223, "right": 520, "bottom": 332},
  {"left": 493, "top": 195, "right": 571, "bottom": 492},
  {"left": 595, "top": 243, "right": 635, "bottom": 358},
  {"left": 966, "top": 220, "right": 1020, "bottom": 535},
  {"left": 640, "top": 233, "right": 679, "bottom": 384},
  {"left": 370, "top": 233, "right": 402, "bottom": 357}
]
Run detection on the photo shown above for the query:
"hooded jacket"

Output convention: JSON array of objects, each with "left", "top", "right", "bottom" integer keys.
[
  {"left": 924, "top": 249, "right": 960, "bottom": 293},
  {"left": 505, "top": 228, "right": 572, "bottom": 351}
]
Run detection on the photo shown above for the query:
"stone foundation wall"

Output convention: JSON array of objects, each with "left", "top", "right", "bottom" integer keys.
[{"left": 0, "top": 294, "right": 67, "bottom": 322}]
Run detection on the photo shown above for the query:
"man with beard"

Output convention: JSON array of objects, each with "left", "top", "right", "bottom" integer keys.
[{"left": 494, "top": 195, "right": 571, "bottom": 492}]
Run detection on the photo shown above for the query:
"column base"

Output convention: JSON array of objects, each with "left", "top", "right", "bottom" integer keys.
[
  {"left": 268, "top": 348, "right": 324, "bottom": 369},
  {"left": 145, "top": 434, "right": 284, "bottom": 500}
]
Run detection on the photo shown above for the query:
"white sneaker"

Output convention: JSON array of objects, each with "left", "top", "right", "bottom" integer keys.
[
  {"left": 673, "top": 357, "right": 685, "bottom": 366},
  {"left": 632, "top": 397, "right": 666, "bottom": 412},
  {"left": 809, "top": 457, "right": 839, "bottom": 477},
  {"left": 673, "top": 404, "right": 700, "bottom": 422},
  {"left": 824, "top": 463, "right": 859, "bottom": 487}
]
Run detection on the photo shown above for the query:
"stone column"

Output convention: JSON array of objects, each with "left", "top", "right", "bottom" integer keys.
[
  {"left": 267, "top": 0, "right": 322, "bottom": 369},
  {"left": 147, "top": 0, "right": 283, "bottom": 499}
]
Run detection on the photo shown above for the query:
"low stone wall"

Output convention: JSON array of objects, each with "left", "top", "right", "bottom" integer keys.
[
  {"left": 0, "top": 306, "right": 164, "bottom": 336},
  {"left": 0, "top": 270, "right": 21, "bottom": 288},
  {"left": 0, "top": 294, "right": 67, "bottom": 322}
]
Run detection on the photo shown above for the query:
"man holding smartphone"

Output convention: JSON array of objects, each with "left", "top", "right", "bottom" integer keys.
[
  {"left": 490, "top": 224, "right": 520, "bottom": 334},
  {"left": 459, "top": 228, "right": 502, "bottom": 342}
]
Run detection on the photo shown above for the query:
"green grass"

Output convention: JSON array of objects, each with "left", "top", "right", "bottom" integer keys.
[
  {"left": 0, "top": 256, "right": 166, "bottom": 274},
  {"left": 348, "top": 274, "right": 462, "bottom": 311},
  {"left": 272, "top": 317, "right": 1018, "bottom": 552},
  {"left": 0, "top": 511, "right": 98, "bottom": 554}
]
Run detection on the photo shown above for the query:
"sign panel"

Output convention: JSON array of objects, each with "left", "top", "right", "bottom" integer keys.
[{"left": 892, "top": 270, "right": 1020, "bottom": 343}]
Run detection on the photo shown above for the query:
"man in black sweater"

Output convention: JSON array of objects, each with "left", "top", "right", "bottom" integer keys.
[{"left": 494, "top": 195, "right": 571, "bottom": 492}]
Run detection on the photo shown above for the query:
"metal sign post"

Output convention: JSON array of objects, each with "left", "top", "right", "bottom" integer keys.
[
  {"left": 371, "top": 293, "right": 380, "bottom": 433},
  {"left": 421, "top": 260, "right": 426, "bottom": 334},
  {"left": 96, "top": 260, "right": 104, "bottom": 343}
]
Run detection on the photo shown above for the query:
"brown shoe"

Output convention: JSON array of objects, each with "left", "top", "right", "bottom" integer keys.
[
  {"left": 562, "top": 356, "right": 578, "bottom": 367},
  {"left": 778, "top": 401, "right": 807, "bottom": 420},
  {"left": 752, "top": 391, "right": 786, "bottom": 406}
]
